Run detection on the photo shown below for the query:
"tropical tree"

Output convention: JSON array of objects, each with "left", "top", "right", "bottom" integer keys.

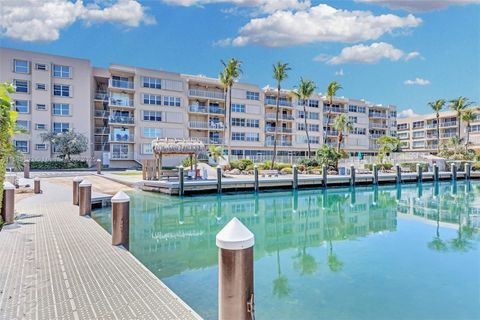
[
  {"left": 273, "top": 201, "right": 291, "bottom": 298},
  {"left": 315, "top": 145, "right": 342, "bottom": 170},
  {"left": 324, "top": 81, "right": 342, "bottom": 143},
  {"left": 271, "top": 62, "right": 290, "bottom": 169},
  {"left": 208, "top": 145, "right": 225, "bottom": 163},
  {"left": 449, "top": 97, "right": 473, "bottom": 137},
  {"left": 220, "top": 58, "right": 242, "bottom": 160},
  {"left": 428, "top": 99, "right": 445, "bottom": 153},
  {"left": 0, "top": 82, "right": 17, "bottom": 213},
  {"left": 376, "top": 136, "right": 400, "bottom": 164},
  {"left": 291, "top": 78, "right": 316, "bottom": 158},
  {"left": 333, "top": 114, "right": 353, "bottom": 153},
  {"left": 41, "top": 130, "right": 88, "bottom": 161},
  {"left": 428, "top": 202, "right": 447, "bottom": 252},
  {"left": 461, "top": 109, "right": 475, "bottom": 152}
]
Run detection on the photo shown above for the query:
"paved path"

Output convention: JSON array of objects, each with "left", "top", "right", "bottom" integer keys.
[{"left": 0, "top": 181, "right": 201, "bottom": 320}]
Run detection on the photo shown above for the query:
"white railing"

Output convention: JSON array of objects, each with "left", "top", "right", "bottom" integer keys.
[
  {"left": 265, "top": 113, "right": 295, "bottom": 120},
  {"left": 189, "top": 89, "right": 225, "bottom": 100},
  {"left": 109, "top": 79, "right": 134, "bottom": 89},
  {"left": 110, "top": 98, "right": 134, "bottom": 108},
  {"left": 110, "top": 133, "right": 134, "bottom": 142},
  {"left": 108, "top": 116, "right": 135, "bottom": 125}
]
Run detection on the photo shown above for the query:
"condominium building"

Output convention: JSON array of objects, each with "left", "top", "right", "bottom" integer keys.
[
  {"left": 397, "top": 110, "right": 480, "bottom": 152},
  {"left": 1, "top": 47, "right": 397, "bottom": 167}
]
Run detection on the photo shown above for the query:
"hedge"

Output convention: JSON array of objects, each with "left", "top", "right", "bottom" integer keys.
[{"left": 30, "top": 160, "right": 89, "bottom": 170}]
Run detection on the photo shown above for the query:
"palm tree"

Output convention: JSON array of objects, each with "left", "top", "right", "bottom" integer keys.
[
  {"left": 324, "top": 81, "right": 343, "bottom": 143},
  {"left": 428, "top": 99, "right": 445, "bottom": 153},
  {"left": 461, "top": 109, "right": 475, "bottom": 152},
  {"left": 449, "top": 96, "right": 473, "bottom": 137},
  {"left": 273, "top": 201, "right": 291, "bottom": 298},
  {"left": 220, "top": 58, "right": 242, "bottom": 161},
  {"left": 333, "top": 114, "right": 353, "bottom": 153},
  {"left": 208, "top": 145, "right": 225, "bottom": 163},
  {"left": 271, "top": 62, "right": 290, "bottom": 169},
  {"left": 291, "top": 78, "right": 316, "bottom": 158}
]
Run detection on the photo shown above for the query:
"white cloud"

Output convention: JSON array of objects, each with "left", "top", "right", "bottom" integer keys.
[
  {"left": 0, "top": 0, "right": 155, "bottom": 42},
  {"left": 315, "top": 42, "right": 420, "bottom": 65},
  {"left": 222, "top": 4, "right": 421, "bottom": 47},
  {"left": 161, "top": 0, "right": 311, "bottom": 13},
  {"left": 404, "top": 78, "right": 430, "bottom": 85},
  {"left": 335, "top": 69, "right": 345, "bottom": 76},
  {"left": 398, "top": 108, "right": 419, "bottom": 118},
  {"left": 355, "top": 0, "right": 480, "bottom": 12}
]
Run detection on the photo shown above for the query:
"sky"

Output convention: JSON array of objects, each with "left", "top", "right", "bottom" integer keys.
[{"left": 1, "top": 0, "right": 479, "bottom": 116}]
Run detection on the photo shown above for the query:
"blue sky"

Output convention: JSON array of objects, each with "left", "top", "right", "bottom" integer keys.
[{"left": 1, "top": 0, "right": 479, "bottom": 115}]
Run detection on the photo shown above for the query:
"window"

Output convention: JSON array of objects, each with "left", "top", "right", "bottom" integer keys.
[
  {"left": 143, "top": 110, "right": 162, "bottom": 122},
  {"left": 412, "top": 121, "right": 424, "bottom": 129},
  {"left": 246, "top": 119, "right": 259, "bottom": 128},
  {"left": 413, "top": 141, "right": 425, "bottom": 148},
  {"left": 297, "top": 123, "right": 305, "bottom": 131},
  {"left": 35, "top": 144, "right": 48, "bottom": 151},
  {"left": 13, "top": 80, "right": 28, "bottom": 93},
  {"left": 16, "top": 120, "right": 29, "bottom": 132},
  {"left": 232, "top": 104, "right": 245, "bottom": 113},
  {"left": 53, "top": 65, "right": 71, "bottom": 78},
  {"left": 143, "top": 127, "right": 162, "bottom": 138},
  {"left": 53, "top": 103, "right": 70, "bottom": 116},
  {"left": 232, "top": 132, "right": 245, "bottom": 141},
  {"left": 245, "top": 133, "right": 260, "bottom": 142},
  {"left": 35, "top": 63, "right": 47, "bottom": 71},
  {"left": 53, "top": 122, "right": 70, "bottom": 133},
  {"left": 142, "top": 77, "right": 161, "bottom": 89},
  {"left": 350, "top": 127, "right": 366, "bottom": 135},
  {"left": 398, "top": 132, "right": 409, "bottom": 139},
  {"left": 246, "top": 91, "right": 259, "bottom": 101},
  {"left": 53, "top": 84, "right": 70, "bottom": 97},
  {"left": 163, "top": 96, "right": 181, "bottom": 107},
  {"left": 309, "top": 112, "right": 319, "bottom": 120},
  {"left": 112, "top": 144, "right": 130, "bottom": 159},
  {"left": 309, "top": 124, "right": 320, "bottom": 132},
  {"left": 36, "top": 83, "right": 47, "bottom": 90},
  {"left": 14, "top": 140, "right": 29, "bottom": 153},
  {"left": 143, "top": 94, "right": 161, "bottom": 105},
  {"left": 35, "top": 123, "right": 47, "bottom": 130},
  {"left": 308, "top": 100, "right": 319, "bottom": 108},
  {"left": 14, "top": 100, "right": 29, "bottom": 113},
  {"left": 232, "top": 118, "right": 245, "bottom": 127},
  {"left": 413, "top": 131, "right": 425, "bottom": 139},
  {"left": 36, "top": 104, "right": 47, "bottom": 111},
  {"left": 298, "top": 111, "right": 305, "bottom": 119},
  {"left": 397, "top": 123, "right": 408, "bottom": 130},
  {"left": 14, "top": 59, "right": 29, "bottom": 73},
  {"left": 142, "top": 144, "right": 153, "bottom": 154},
  {"left": 349, "top": 116, "right": 358, "bottom": 124}
]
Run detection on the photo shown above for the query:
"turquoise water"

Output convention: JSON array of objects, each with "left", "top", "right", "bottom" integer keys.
[{"left": 93, "top": 181, "right": 480, "bottom": 320}]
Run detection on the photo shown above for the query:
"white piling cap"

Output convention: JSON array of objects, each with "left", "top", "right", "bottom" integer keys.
[
  {"left": 73, "top": 176, "right": 83, "bottom": 182},
  {"left": 34, "top": 176, "right": 40, "bottom": 181},
  {"left": 79, "top": 179, "right": 91, "bottom": 187},
  {"left": 96, "top": 159, "right": 101, "bottom": 162},
  {"left": 216, "top": 217, "right": 254, "bottom": 250},
  {"left": 217, "top": 165, "right": 222, "bottom": 169},
  {"left": 111, "top": 191, "right": 130, "bottom": 203},
  {"left": 3, "top": 181, "right": 15, "bottom": 190}
]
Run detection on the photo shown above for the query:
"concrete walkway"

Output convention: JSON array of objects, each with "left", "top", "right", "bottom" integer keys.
[{"left": 0, "top": 181, "right": 201, "bottom": 320}]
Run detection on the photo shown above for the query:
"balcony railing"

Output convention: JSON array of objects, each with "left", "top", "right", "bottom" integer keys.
[
  {"left": 440, "top": 121, "right": 457, "bottom": 127},
  {"left": 265, "top": 98, "right": 292, "bottom": 107},
  {"left": 94, "top": 143, "right": 110, "bottom": 152},
  {"left": 324, "top": 107, "right": 346, "bottom": 113},
  {"left": 265, "top": 141, "right": 292, "bottom": 147},
  {"left": 94, "top": 91, "right": 109, "bottom": 101},
  {"left": 94, "top": 127, "right": 110, "bottom": 134},
  {"left": 110, "top": 133, "right": 134, "bottom": 142},
  {"left": 188, "top": 121, "right": 225, "bottom": 130},
  {"left": 369, "top": 133, "right": 382, "bottom": 139},
  {"left": 109, "top": 79, "right": 134, "bottom": 89},
  {"left": 265, "top": 127, "right": 293, "bottom": 133},
  {"left": 426, "top": 123, "right": 437, "bottom": 129},
  {"left": 209, "top": 106, "right": 225, "bottom": 114},
  {"left": 189, "top": 89, "right": 225, "bottom": 100},
  {"left": 265, "top": 113, "right": 294, "bottom": 120},
  {"left": 195, "top": 137, "right": 224, "bottom": 145},
  {"left": 325, "top": 130, "right": 339, "bottom": 136},
  {"left": 94, "top": 110, "right": 109, "bottom": 118},
  {"left": 189, "top": 105, "right": 208, "bottom": 113},
  {"left": 441, "top": 132, "right": 456, "bottom": 138},
  {"left": 110, "top": 98, "right": 134, "bottom": 108},
  {"left": 369, "top": 123, "right": 388, "bottom": 129},
  {"left": 368, "top": 112, "right": 387, "bottom": 118},
  {"left": 108, "top": 116, "right": 135, "bottom": 125}
]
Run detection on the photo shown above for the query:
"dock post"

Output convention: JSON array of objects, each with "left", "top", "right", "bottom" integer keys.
[
  {"left": 72, "top": 176, "right": 83, "bottom": 205},
  {"left": 395, "top": 164, "right": 402, "bottom": 184},
  {"left": 451, "top": 163, "right": 457, "bottom": 181},
  {"left": 433, "top": 163, "right": 439, "bottom": 181},
  {"left": 96, "top": 159, "right": 102, "bottom": 174},
  {"left": 33, "top": 176, "right": 41, "bottom": 194},
  {"left": 350, "top": 165, "right": 355, "bottom": 186},
  {"left": 111, "top": 191, "right": 130, "bottom": 250},
  {"left": 322, "top": 165, "right": 327, "bottom": 188},
  {"left": 79, "top": 180, "right": 92, "bottom": 216},
  {"left": 416, "top": 163, "right": 423, "bottom": 182},
  {"left": 179, "top": 167, "right": 184, "bottom": 196},
  {"left": 292, "top": 165, "right": 298, "bottom": 189},
  {"left": 23, "top": 159, "right": 30, "bottom": 179},
  {"left": 217, "top": 165, "right": 222, "bottom": 194},
  {"left": 372, "top": 164, "right": 378, "bottom": 185},
  {"left": 1, "top": 182, "right": 15, "bottom": 225},
  {"left": 465, "top": 162, "right": 471, "bottom": 179},
  {"left": 217, "top": 217, "right": 255, "bottom": 320},
  {"left": 254, "top": 165, "right": 259, "bottom": 192}
]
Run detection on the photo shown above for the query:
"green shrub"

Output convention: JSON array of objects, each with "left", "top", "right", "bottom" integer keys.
[
  {"left": 245, "top": 164, "right": 255, "bottom": 171},
  {"left": 30, "top": 160, "right": 89, "bottom": 170},
  {"left": 181, "top": 157, "right": 197, "bottom": 167},
  {"left": 229, "top": 159, "right": 253, "bottom": 171},
  {"left": 472, "top": 162, "right": 480, "bottom": 171},
  {"left": 400, "top": 162, "right": 428, "bottom": 172},
  {"left": 300, "top": 158, "right": 320, "bottom": 167},
  {"left": 280, "top": 167, "right": 292, "bottom": 174},
  {"left": 276, "top": 163, "right": 291, "bottom": 170}
]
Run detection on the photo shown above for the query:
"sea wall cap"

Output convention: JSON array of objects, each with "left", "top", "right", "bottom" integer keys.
[
  {"left": 111, "top": 191, "right": 130, "bottom": 203},
  {"left": 73, "top": 176, "right": 83, "bottom": 182},
  {"left": 79, "top": 179, "right": 91, "bottom": 187},
  {"left": 3, "top": 181, "right": 15, "bottom": 190},
  {"left": 216, "top": 217, "right": 254, "bottom": 250}
]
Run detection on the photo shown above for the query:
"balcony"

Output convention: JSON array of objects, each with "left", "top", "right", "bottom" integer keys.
[
  {"left": 188, "top": 121, "right": 225, "bottom": 130},
  {"left": 94, "top": 127, "right": 110, "bottom": 135},
  {"left": 426, "top": 134, "right": 438, "bottom": 139},
  {"left": 110, "top": 98, "right": 134, "bottom": 108},
  {"left": 189, "top": 105, "right": 208, "bottom": 113},
  {"left": 368, "top": 112, "right": 387, "bottom": 118},
  {"left": 110, "top": 133, "right": 134, "bottom": 143},
  {"left": 265, "top": 141, "right": 292, "bottom": 147},
  {"left": 369, "top": 143, "right": 381, "bottom": 150},
  {"left": 209, "top": 106, "right": 226, "bottom": 114},
  {"left": 325, "top": 130, "right": 339, "bottom": 137},
  {"left": 94, "top": 110, "right": 109, "bottom": 118},
  {"left": 369, "top": 123, "right": 388, "bottom": 129},
  {"left": 324, "top": 107, "right": 346, "bottom": 113},
  {"left": 265, "top": 98, "right": 292, "bottom": 107},
  {"left": 108, "top": 116, "right": 135, "bottom": 125},
  {"left": 189, "top": 89, "right": 225, "bottom": 100},
  {"left": 265, "top": 113, "right": 294, "bottom": 121},
  {"left": 265, "top": 127, "right": 293, "bottom": 134},
  {"left": 440, "top": 121, "right": 457, "bottom": 128},
  {"left": 94, "top": 143, "right": 110, "bottom": 152},
  {"left": 426, "top": 123, "right": 437, "bottom": 129},
  {"left": 397, "top": 126, "right": 409, "bottom": 131},
  {"left": 94, "top": 91, "right": 109, "bottom": 101},
  {"left": 369, "top": 133, "right": 382, "bottom": 139},
  {"left": 109, "top": 79, "right": 134, "bottom": 90},
  {"left": 195, "top": 137, "right": 224, "bottom": 145},
  {"left": 441, "top": 132, "right": 456, "bottom": 138}
]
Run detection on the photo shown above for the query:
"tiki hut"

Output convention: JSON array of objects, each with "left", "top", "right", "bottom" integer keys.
[{"left": 146, "top": 138, "right": 206, "bottom": 180}]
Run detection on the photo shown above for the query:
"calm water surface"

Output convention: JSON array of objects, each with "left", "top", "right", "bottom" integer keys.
[{"left": 93, "top": 181, "right": 480, "bottom": 320}]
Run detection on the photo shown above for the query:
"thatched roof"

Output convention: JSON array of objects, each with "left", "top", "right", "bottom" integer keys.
[{"left": 152, "top": 138, "right": 206, "bottom": 155}]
